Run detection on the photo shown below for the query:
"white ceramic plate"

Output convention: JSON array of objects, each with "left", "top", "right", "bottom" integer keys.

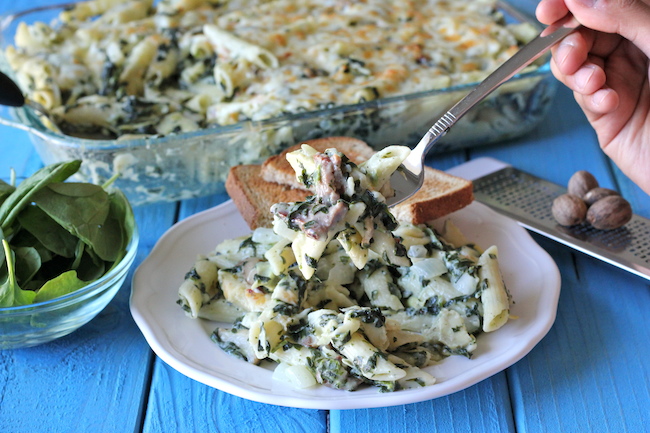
[{"left": 130, "top": 199, "right": 560, "bottom": 409}]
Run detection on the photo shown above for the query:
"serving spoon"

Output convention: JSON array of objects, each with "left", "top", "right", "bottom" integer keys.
[{"left": 386, "top": 15, "right": 581, "bottom": 207}]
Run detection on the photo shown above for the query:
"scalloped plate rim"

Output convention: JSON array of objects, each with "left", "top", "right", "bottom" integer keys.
[{"left": 130, "top": 199, "right": 561, "bottom": 409}]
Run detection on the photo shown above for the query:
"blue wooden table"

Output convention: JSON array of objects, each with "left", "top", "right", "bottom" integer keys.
[{"left": 1, "top": 1, "right": 649, "bottom": 432}]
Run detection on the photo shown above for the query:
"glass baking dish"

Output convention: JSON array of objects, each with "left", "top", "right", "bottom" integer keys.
[{"left": 0, "top": 1, "right": 557, "bottom": 206}]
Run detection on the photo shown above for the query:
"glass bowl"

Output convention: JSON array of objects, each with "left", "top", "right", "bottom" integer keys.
[
  {"left": 0, "top": 1, "right": 557, "bottom": 206},
  {"left": 0, "top": 221, "right": 139, "bottom": 350}
]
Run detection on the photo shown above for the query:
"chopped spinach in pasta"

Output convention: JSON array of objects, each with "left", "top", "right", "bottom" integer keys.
[
  {"left": 5, "top": 0, "right": 537, "bottom": 138},
  {"left": 177, "top": 145, "right": 511, "bottom": 392}
]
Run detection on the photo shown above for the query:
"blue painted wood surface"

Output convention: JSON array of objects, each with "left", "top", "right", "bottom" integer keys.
[{"left": 1, "top": 1, "right": 649, "bottom": 432}]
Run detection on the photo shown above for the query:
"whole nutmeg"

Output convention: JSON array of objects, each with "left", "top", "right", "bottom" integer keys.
[
  {"left": 586, "top": 195, "right": 632, "bottom": 230},
  {"left": 568, "top": 170, "right": 599, "bottom": 198},
  {"left": 552, "top": 193, "right": 587, "bottom": 226},
  {"left": 583, "top": 187, "right": 619, "bottom": 206}
]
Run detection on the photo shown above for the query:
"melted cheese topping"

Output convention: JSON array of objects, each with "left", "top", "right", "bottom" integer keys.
[{"left": 5, "top": 0, "right": 536, "bottom": 138}]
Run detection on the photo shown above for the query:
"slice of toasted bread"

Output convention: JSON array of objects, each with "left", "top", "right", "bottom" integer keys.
[
  {"left": 390, "top": 166, "right": 474, "bottom": 224},
  {"left": 225, "top": 164, "right": 310, "bottom": 229},
  {"left": 227, "top": 137, "right": 473, "bottom": 229},
  {"left": 261, "top": 136, "right": 376, "bottom": 189}
]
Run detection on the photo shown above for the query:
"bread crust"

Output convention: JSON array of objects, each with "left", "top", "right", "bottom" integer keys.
[
  {"left": 226, "top": 164, "right": 309, "bottom": 229},
  {"left": 391, "top": 167, "right": 474, "bottom": 224},
  {"left": 226, "top": 137, "right": 473, "bottom": 229}
]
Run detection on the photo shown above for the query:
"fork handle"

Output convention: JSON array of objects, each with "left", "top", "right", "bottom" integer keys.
[{"left": 410, "top": 15, "right": 581, "bottom": 163}]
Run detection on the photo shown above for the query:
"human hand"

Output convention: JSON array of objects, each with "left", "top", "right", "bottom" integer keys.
[{"left": 536, "top": 0, "right": 650, "bottom": 194}]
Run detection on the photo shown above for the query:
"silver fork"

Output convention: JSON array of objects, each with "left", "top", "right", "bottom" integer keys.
[{"left": 386, "top": 15, "right": 580, "bottom": 207}]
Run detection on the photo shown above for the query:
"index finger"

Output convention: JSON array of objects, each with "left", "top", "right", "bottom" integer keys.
[{"left": 536, "top": 0, "right": 571, "bottom": 25}]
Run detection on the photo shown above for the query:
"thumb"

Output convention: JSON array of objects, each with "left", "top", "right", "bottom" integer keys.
[{"left": 566, "top": 0, "right": 650, "bottom": 54}]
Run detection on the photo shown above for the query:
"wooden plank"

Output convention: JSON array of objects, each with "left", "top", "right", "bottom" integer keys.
[
  {"left": 4, "top": 2, "right": 649, "bottom": 433},
  {"left": 141, "top": 195, "right": 329, "bottom": 432},
  {"left": 427, "top": 151, "right": 469, "bottom": 172},
  {"left": 331, "top": 374, "right": 515, "bottom": 433},
  {"left": 139, "top": 135, "right": 494, "bottom": 432},
  {"left": 508, "top": 235, "right": 650, "bottom": 433},
  {"left": 142, "top": 362, "right": 328, "bottom": 433},
  {"left": 140, "top": 149, "right": 471, "bottom": 430},
  {"left": 177, "top": 192, "right": 232, "bottom": 221},
  {"left": 471, "top": 86, "right": 614, "bottom": 188},
  {"left": 0, "top": 72, "right": 187, "bottom": 430},
  {"left": 0, "top": 203, "right": 177, "bottom": 432},
  {"left": 326, "top": 153, "right": 514, "bottom": 432},
  {"left": 0, "top": 121, "right": 40, "bottom": 176},
  {"left": 467, "top": 75, "right": 650, "bottom": 432}
]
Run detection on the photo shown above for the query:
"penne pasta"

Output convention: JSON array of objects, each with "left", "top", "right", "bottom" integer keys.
[
  {"left": 203, "top": 24, "right": 279, "bottom": 70},
  {"left": 176, "top": 144, "right": 512, "bottom": 393},
  {"left": 4, "top": 0, "right": 537, "bottom": 138},
  {"left": 478, "top": 246, "right": 511, "bottom": 332}
]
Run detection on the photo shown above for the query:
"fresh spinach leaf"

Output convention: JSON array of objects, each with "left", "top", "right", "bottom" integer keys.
[
  {"left": 31, "top": 182, "right": 119, "bottom": 261},
  {"left": 22, "top": 279, "right": 44, "bottom": 293},
  {"left": 0, "top": 161, "right": 136, "bottom": 308},
  {"left": 74, "top": 248, "right": 106, "bottom": 282},
  {"left": 0, "top": 269, "right": 12, "bottom": 307},
  {"left": 0, "top": 240, "right": 36, "bottom": 307},
  {"left": 13, "top": 246, "right": 41, "bottom": 287},
  {"left": 0, "top": 226, "right": 4, "bottom": 252},
  {"left": 86, "top": 208, "right": 123, "bottom": 263},
  {"left": 0, "top": 240, "right": 8, "bottom": 307},
  {"left": 33, "top": 270, "right": 87, "bottom": 303},
  {"left": 70, "top": 239, "right": 85, "bottom": 271},
  {"left": 0, "top": 160, "right": 81, "bottom": 233},
  {"left": 17, "top": 205, "right": 79, "bottom": 258},
  {"left": 0, "top": 179, "right": 15, "bottom": 205},
  {"left": 10, "top": 229, "right": 55, "bottom": 264},
  {"left": 109, "top": 189, "right": 136, "bottom": 253}
]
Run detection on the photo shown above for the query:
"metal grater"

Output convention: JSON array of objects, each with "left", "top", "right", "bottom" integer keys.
[{"left": 469, "top": 165, "right": 650, "bottom": 281}]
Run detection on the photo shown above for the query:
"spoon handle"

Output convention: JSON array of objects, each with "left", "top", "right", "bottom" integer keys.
[
  {"left": 408, "top": 15, "right": 580, "bottom": 166},
  {"left": 0, "top": 70, "right": 26, "bottom": 107}
]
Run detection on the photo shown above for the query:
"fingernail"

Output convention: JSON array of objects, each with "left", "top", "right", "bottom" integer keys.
[
  {"left": 575, "top": 65, "right": 596, "bottom": 91},
  {"left": 592, "top": 89, "right": 610, "bottom": 107},
  {"left": 574, "top": 0, "right": 596, "bottom": 7},
  {"left": 556, "top": 41, "right": 574, "bottom": 68}
]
